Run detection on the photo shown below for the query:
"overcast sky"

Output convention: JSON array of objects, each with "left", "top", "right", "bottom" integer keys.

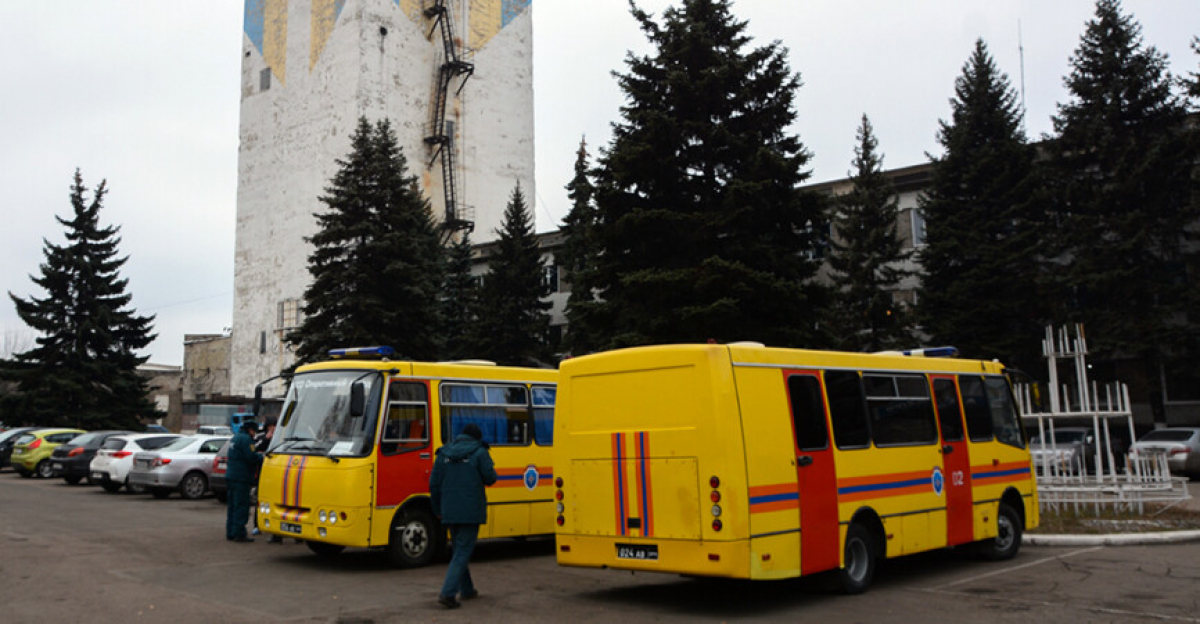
[{"left": 1, "top": 1, "right": 1196, "bottom": 366}]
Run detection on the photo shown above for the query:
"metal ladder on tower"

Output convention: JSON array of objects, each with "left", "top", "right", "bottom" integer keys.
[{"left": 424, "top": 0, "right": 475, "bottom": 241}]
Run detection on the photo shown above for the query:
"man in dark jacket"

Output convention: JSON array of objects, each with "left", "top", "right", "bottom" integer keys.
[
  {"left": 430, "top": 423, "right": 497, "bottom": 609},
  {"left": 226, "top": 421, "right": 263, "bottom": 542}
]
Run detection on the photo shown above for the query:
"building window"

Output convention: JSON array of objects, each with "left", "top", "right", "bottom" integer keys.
[
  {"left": 910, "top": 208, "right": 927, "bottom": 247},
  {"left": 260, "top": 68, "right": 271, "bottom": 91},
  {"left": 543, "top": 264, "right": 559, "bottom": 293},
  {"left": 278, "top": 299, "right": 302, "bottom": 330}
]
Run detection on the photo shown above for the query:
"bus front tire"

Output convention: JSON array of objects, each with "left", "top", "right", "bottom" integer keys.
[
  {"left": 980, "top": 502, "right": 1022, "bottom": 561},
  {"left": 386, "top": 508, "right": 440, "bottom": 568},
  {"left": 838, "top": 523, "right": 877, "bottom": 595}
]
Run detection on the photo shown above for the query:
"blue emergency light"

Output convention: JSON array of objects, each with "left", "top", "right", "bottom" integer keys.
[
  {"left": 328, "top": 346, "right": 396, "bottom": 360},
  {"left": 875, "top": 346, "right": 960, "bottom": 358}
]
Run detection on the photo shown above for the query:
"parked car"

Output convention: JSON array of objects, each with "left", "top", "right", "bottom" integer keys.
[
  {"left": 1128, "top": 427, "right": 1200, "bottom": 479},
  {"left": 145, "top": 424, "right": 170, "bottom": 433},
  {"left": 209, "top": 439, "right": 230, "bottom": 503},
  {"left": 1029, "top": 426, "right": 1128, "bottom": 474},
  {"left": 128, "top": 435, "right": 230, "bottom": 499},
  {"left": 48, "top": 430, "right": 131, "bottom": 484},
  {"left": 10, "top": 429, "right": 87, "bottom": 478},
  {"left": 0, "top": 427, "right": 43, "bottom": 470},
  {"left": 90, "top": 433, "right": 182, "bottom": 493}
]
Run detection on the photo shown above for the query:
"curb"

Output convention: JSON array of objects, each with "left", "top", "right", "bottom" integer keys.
[{"left": 1024, "top": 529, "right": 1200, "bottom": 546}]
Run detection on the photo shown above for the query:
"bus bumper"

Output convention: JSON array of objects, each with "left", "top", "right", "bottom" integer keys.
[{"left": 555, "top": 534, "right": 751, "bottom": 579}]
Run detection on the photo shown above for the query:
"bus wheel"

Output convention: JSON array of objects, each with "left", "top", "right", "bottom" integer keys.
[
  {"left": 307, "top": 541, "right": 345, "bottom": 559},
  {"left": 386, "top": 508, "right": 439, "bottom": 568},
  {"left": 980, "top": 503, "right": 1022, "bottom": 561},
  {"left": 838, "top": 523, "right": 877, "bottom": 594}
]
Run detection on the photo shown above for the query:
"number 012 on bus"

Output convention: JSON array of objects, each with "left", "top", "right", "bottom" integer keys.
[{"left": 551, "top": 343, "right": 1038, "bottom": 593}]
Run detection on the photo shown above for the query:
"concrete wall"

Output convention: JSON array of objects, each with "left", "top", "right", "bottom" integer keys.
[{"left": 233, "top": 0, "right": 534, "bottom": 397}]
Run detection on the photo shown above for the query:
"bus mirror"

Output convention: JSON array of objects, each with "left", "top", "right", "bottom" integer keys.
[
  {"left": 350, "top": 381, "right": 366, "bottom": 418},
  {"left": 253, "top": 386, "right": 263, "bottom": 418}
]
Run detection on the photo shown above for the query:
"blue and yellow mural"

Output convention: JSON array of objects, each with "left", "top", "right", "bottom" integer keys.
[{"left": 246, "top": 0, "right": 533, "bottom": 88}]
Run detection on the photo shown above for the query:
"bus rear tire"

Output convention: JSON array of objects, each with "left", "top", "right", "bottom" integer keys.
[
  {"left": 838, "top": 523, "right": 877, "bottom": 594},
  {"left": 386, "top": 508, "right": 440, "bottom": 568},
  {"left": 980, "top": 502, "right": 1022, "bottom": 561}
]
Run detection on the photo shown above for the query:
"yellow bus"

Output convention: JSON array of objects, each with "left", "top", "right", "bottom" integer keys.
[
  {"left": 256, "top": 347, "right": 557, "bottom": 566},
  {"left": 552, "top": 343, "right": 1037, "bottom": 592}
]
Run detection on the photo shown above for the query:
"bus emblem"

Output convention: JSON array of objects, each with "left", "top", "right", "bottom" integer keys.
[
  {"left": 931, "top": 467, "right": 945, "bottom": 497},
  {"left": 523, "top": 465, "right": 539, "bottom": 491}
]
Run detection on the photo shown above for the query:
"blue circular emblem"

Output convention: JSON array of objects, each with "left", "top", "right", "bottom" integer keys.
[
  {"left": 523, "top": 465, "right": 539, "bottom": 491},
  {"left": 931, "top": 467, "right": 945, "bottom": 496}
]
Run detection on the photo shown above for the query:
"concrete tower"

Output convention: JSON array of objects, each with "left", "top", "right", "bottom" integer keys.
[{"left": 232, "top": 0, "right": 534, "bottom": 396}]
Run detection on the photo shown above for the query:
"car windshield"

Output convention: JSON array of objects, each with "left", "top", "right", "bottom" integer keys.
[
  {"left": 158, "top": 437, "right": 196, "bottom": 452},
  {"left": 1030, "top": 430, "right": 1087, "bottom": 445},
  {"left": 272, "top": 370, "right": 382, "bottom": 457},
  {"left": 1138, "top": 430, "right": 1196, "bottom": 443}
]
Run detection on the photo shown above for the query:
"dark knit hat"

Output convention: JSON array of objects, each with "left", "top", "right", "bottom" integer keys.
[{"left": 462, "top": 423, "right": 483, "bottom": 441}]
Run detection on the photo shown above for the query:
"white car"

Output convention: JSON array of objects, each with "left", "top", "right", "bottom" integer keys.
[{"left": 89, "top": 433, "right": 181, "bottom": 493}]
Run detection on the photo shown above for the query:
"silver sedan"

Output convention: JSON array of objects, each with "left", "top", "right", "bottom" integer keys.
[
  {"left": 128, "top": 435, "right": 230, "bottom": 499},
  {"left": 1129, "top": 427, "right": 1200, "bottom": 479}
]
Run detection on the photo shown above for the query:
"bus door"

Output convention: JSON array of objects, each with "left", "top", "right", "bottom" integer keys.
[
  {"left": 931, "top": 375, "right": 973, "bottom": 546},
  {"left": 785, "top": 371, "right": 840, "bottom": 575},
  {"left": 375, "top": 380, "right": 434, "bottom": 514}
]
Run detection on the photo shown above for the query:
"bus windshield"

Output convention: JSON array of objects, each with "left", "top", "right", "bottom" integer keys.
[{"left": 272, "top": 370, "right": 382, "bottom": 457}]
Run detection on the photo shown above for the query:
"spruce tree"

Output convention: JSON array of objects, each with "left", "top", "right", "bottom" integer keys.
[
  {"left": 441, "top": 234, "right": 479, "bottom": 360},
  {"left": 1049, "top": 0, "right": 1195, "bottom": 367},
  {"left": 827, "top": 115, "right": 913, "bottom": 352},
  {"left": 472, "top": 184, "right": 551, "bottom": 366},
  {"left": 917, "top": 40, "right": 1045, "bottom": 371},
  {"left": 590, "top": 0, "right": 828, "bottom": 349},
  {"left": 6, "top": 171, "right": 157, "bottom": 429},
  {"left": 558, "top": 137, "right": 604, "bottom": 356},
  {"left": 287, "top": 118, "right": 445, "bottom": 364}
]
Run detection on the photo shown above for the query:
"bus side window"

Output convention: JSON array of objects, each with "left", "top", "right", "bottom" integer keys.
[
  {"left": 382, "top": 382, "right": 429, "bottom": 455},
  {"left": 532, "top": 386, "right": 556, "bottom": 446},
  {"left": 984, "top": 376, "right": 1024, "bottom": 448},
  {"left": 959, "top": 375, "right": 993, "bottom": 442},
  {"left": 933, "top": 378, "right": 965, "bottom": 442},
  {"left": 864, "top": 374, "right": 937, "bottom": 446},
  {"left": 787, "top": 374, "right": 828, "bottom": 451},
  {"left": 825, "top": 370, "right": 870, "bottom": 449},
  {"left": 441, "top": 383, "right": 532, "bottom": 446}
]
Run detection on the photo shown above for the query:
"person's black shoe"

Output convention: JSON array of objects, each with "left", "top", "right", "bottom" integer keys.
[
  {"left": 233, "top": 536, "right": 255, "bottom": 543},
  {"left": 437, "top": 596, "right": 460, "bottom": 609},
  {"left": 460, "top": 589, "right": 479, "bottom": 600}
]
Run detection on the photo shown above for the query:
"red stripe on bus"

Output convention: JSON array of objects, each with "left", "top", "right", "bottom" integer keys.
[{"left": 637, "top": 432, "right": 653, "bottom": 537}]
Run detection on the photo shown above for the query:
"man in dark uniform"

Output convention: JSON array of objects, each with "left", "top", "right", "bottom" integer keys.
[
  {"left": 226, "top": 421, "right": 263, "bottom": 543},
  {"left": 430, "top": 423, "right": 497, "bottom": 609}
]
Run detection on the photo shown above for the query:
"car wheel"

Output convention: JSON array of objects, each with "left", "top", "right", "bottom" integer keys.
[
  {"left": 125, "top": 477, "right": 146, "bottom": 495},
  {"left": 179, "top": 473, "right": 208, "bottom": 500},
  {"left": 64, "top": 476, "right": 82, "bottom": 485},
  {"left": 385, "top": 508, "right": 441, "bottom": 568},
  {"left": 151, "top": 488, "right": 172, "bottom": 499},
  {"left": 838, "top": 523, "right": 877, "bottom": 594},
  {"left": 306, "top": 541, "right": 346, "bottom": 559},
  {"left": 980, "top": 502, "right": 1023, "bottom": 561},
  {"left": 35, "top": 460, "right": 54, "bottom": 479},
  {"left": 101, "top": 481, "right": 122, "bottom": 493}
]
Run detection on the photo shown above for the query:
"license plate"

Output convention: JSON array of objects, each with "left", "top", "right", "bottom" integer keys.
[
  {"left": 616, "top": 543, "right": 658, "bottom": 561},
  {"left": 52, "top": 463, "right": 63, "bottom": 470},
  {"left": 280, "top": 522, "right": 302, "bottom": 535},
  {"left": 92, "top": 472, "right": 105, "bottom": 481}
]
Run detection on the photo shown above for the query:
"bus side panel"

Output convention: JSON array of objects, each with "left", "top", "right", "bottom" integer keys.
[
  {"left": 481, "top": 445, "right": 555, "bottom": 538},
  {"left": 732, "top": 365, "right": 802, "bottom": 578},
  {"left": 835, "top": 444, "right": 947, "bottom": 558},
  {"left": 969, "top": 438, "right": 1036, "bottom": 540}
]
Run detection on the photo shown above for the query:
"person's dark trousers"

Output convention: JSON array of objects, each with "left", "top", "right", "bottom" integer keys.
[
  {"left": 226, "top": 480, "right": 252, "bottom": 540},
  {"left": 440, "top": 524, "right": 479, "bottom": 599}
]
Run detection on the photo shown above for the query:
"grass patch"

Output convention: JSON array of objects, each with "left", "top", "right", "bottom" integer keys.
[{"left": 1030, "top": 504, "right": 1200, "bottom": 534}]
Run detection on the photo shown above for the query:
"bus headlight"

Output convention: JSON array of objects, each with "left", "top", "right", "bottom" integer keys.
[
  {"left": 259, "top": 503, "right": 270, "bottom": 515},
  {"left": 319, "top": 510, "right": 328, "bottom": 523},
  {"left": 329, "top": 513, "right": 338, "bottom": 525}
]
